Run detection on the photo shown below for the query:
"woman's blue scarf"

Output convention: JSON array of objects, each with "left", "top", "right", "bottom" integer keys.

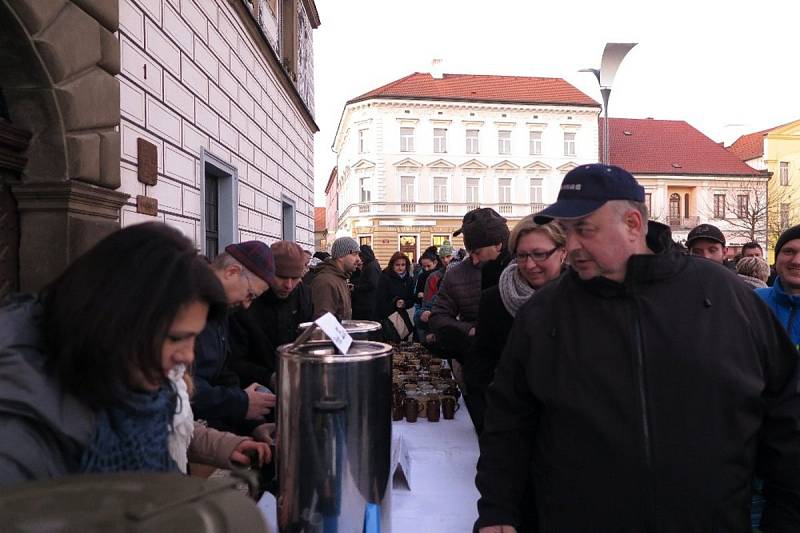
[{"left": 80, "top": 384, "right": 179, "bottom": 474}]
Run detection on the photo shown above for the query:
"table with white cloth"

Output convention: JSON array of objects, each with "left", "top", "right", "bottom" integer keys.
[{"left": 390, "top": 396, "right": 480, "bottom": 532}]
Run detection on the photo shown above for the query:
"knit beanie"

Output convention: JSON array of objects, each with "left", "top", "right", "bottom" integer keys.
[
  {"left": 330, "top": 236, "right": 360, "bottom": 259},
  {"left": 438, "top": 241, "right": 454, "bottom": 257},
  {"left": 775, "top": 224, "right": 800, "bottom": 261},
  {"left": 453, "top": 208, "right": 509, "bottom": 251},
  {"left": 271, "top": 241, "right": 306, "bottom": 278},
  {"left": 225, "top": 241, "right": 275, "bottom": 283}
]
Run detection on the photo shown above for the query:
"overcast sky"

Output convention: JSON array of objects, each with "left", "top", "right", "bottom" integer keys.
[{"left": 311, "top": 0, "right": 800, "bottom": 204}]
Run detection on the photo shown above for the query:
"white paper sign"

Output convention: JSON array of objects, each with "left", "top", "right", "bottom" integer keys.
[{"left": 315, "top": 312, "right": 353, "bottom": 354}]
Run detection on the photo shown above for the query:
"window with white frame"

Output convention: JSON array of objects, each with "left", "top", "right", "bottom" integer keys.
[
  {"left": 433, "top": 128, "right": 447, "bottom": 153},
  {"left": 433, "top": 177, "right": 448, "bottom": 203},
  {"left": 529, "top": 178, "right": 542, "bottom": 204},
  {"left": 736, "top": 194, "right": 749, "bottom": 218},
  {"left": 401, "top": 176, "right": 415, "bottom": 202},
  {"left": 466, "top": 129, "right": 479, "bottom": 154},
  {"left": 781, "top": 203, "right": 790, "bottom": 229},
  {"left": 498, "top": 130, "right": 511, "bottom": 155},
  {"left": 529, "top": 131, "right": 542, "bottom": 155},
  {"left": 498, "top": 177, "right": 512, "bottom": 203},
  {"left": 780, "top": 161, "right": 789, "bottom": 186},
  {"left": 563, "top": 132, "right": 576, "bottom": 156},
  {"left": 644, "top": 192, "right": 652, "bottom": 215},
  {"left": 359, "top": 176, "right": 371, "bottom": 203},
  {"left": 714, "top": 194, "right": 726, "bottom": 219},
  {"left": 400, "top": 127, "right": 415, "bottom": 152},
  {"left": 466, "top": 177, "right": 480, "bottom": 204}
]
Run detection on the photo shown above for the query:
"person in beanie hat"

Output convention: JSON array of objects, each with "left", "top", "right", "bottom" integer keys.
[
  {"left": 438, "top": 240, "right": 454, "bottom": 267},
  {"left": 306, "top": 236, "right": 361, "bottom": 320},
  {"left": 429, "top": 208, "right": 510, "bottom": 431},
  {"left": 476, "top": 164, "right": 800, "bottom": 533},
  {"left": 229, "top": 240, "right": 313, "bottom": 392},
  {"left": 755, "top": 223, "right": 800, "bottom": 347},
  {"left": 192, "top": 242, "right": 278, "bottom": 439}
]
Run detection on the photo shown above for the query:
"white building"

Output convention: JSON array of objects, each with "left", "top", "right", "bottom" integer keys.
[
  {"left": 118, "top": 0, "right": 319, "bottom": 256},
  {"left": 331, "top": 71, "right": 600, "bottom": 263}
]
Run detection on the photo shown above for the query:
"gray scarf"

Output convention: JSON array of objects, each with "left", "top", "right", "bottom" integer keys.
[{"left": 498, "top": 261, "right": 536, "bottom": 317}]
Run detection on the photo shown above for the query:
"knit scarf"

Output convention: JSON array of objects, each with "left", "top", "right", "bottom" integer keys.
[
  {"left": 81, "top": 384, "right": 178, "bottom": 474},
  {"left": 498, "top": 261, "right": 537, "bottom": 317}
]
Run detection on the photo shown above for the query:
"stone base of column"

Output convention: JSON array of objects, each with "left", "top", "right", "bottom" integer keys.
[{"left": 10, "top": 180, "right": 129, "bottom": 291}]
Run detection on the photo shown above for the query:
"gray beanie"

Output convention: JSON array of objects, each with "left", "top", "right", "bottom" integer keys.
[{"left": 330, "top": 236, "right": 360, "bottom": 259}]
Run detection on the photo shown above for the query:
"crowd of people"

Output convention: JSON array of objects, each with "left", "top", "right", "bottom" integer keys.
[{"left": 0, "top": 162, "right": 798, "bottom": 532}]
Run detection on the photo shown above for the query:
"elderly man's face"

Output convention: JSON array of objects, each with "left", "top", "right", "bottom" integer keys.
[{"left": 560, "top": 202, "right": 640, "bottom": 283}]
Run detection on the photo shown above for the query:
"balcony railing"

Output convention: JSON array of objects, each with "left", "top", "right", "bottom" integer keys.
[
  {"left": 668, "top": 216, "right": 700, "bottom": 229},
  {"left": 339, "top": 201, "right": 549, "bottom": 220}
]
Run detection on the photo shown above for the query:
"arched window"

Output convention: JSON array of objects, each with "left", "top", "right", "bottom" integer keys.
[{"left": 669, "top": 193, "right": 681, "bottom": 225}]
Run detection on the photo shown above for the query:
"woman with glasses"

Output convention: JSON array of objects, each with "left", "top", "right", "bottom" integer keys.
[{"left": 465, "top": 216, "right": 566, "bottom": 435}]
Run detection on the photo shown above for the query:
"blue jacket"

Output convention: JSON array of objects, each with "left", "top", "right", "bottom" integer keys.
[{"left": 756, "top": 278, "right": 800, "bottom": 348}]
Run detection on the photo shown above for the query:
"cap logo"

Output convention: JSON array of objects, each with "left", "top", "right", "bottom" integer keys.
[{"left": 562, "top": 184, "right": 582, "bottom": 191}]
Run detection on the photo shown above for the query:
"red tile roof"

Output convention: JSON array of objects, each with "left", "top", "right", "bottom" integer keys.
[
  {"left": 601, "top": 118, "right": 763, "bottom": 176},
  {"left": 727, "top": 129, "right": 768, "bottom": 161},
  {"left": 349, "top": 72, "right": 600, "bottom": 108},
  {"left": 314, "top": 207, "right": 326, "bottom": 232}
]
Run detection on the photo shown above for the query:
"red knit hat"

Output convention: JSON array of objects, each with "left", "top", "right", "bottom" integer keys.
[{"left": 225, "top": 241, "right": 275, "bottom": 283}]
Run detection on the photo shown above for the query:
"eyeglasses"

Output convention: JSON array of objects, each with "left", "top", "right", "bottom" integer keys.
[
  {"left": 240, "top": 271, "right": 258, "bottom": 303},
  {"left": 516, "top": 247, "right": 560, "bottom": 263}
]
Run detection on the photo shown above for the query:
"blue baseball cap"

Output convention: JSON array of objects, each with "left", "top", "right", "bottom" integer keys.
[{"left": 534, "top": 164, "right": 644, "bottom": 224}]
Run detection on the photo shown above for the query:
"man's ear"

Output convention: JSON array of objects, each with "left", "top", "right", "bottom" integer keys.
[
  {"left": 624, "top": 209, "right": 645, "bottom": 235},
  {"left": 224, "top": 263, "right": 242, "bottom": 280}
]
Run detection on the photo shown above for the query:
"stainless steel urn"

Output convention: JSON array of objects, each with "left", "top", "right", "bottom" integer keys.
[{"left": 277, "top": 340, "right": 392, "bottom": 532}]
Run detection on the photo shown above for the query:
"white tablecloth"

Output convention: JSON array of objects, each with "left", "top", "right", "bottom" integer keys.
[{"left": 391, "top": 397, "right": 480, "bottom": 532}]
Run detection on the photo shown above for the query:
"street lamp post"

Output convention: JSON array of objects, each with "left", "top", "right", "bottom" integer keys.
[{"left": 580, "top": 42, "right": 638, "bottom": 164}]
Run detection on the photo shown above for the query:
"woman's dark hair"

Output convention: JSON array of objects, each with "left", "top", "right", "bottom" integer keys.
[
  {"left": 384, "top": 252, "right": 411, "bottom": 274},
  {"left": 420, "top": 249, "right": 443, "bottom": 270},
  {"left": 313, "top": 251, "right": 331, "bottom": 261},
  {"left": 42, "top": 222, "right": 227, "bottom": 409}
]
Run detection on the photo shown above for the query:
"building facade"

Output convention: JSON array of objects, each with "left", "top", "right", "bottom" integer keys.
[
  {"left": 605, "top": 118, "right": 768, "bottom": 254},
  {"left": 332, "top": 72, "right": 600, "bottom": 264},
  {"left": 728, "top": 119, "right": 800, "bottom": 252},
  {"left": 0, "top": 0, "right": 319, "bottom": 300}
]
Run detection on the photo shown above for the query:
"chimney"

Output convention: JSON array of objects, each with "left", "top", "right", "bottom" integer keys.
[{"left": 431, "top": 58, "right": 443, "bottom": 79}]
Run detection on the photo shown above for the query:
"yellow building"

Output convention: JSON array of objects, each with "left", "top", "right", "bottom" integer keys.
[{"left": 729, "top": 119, "right": 800, "bottom": 252}]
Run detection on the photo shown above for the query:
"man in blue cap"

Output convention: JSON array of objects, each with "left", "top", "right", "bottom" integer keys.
[{"left": 475, "top": 164, "right": 800, "bottom": 533}]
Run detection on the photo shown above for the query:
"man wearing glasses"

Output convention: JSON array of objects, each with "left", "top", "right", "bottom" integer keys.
[{"left": 192, "top": 242, "right": 278, "bottom": 438}]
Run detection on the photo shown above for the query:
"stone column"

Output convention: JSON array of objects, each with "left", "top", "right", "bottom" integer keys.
[{"left": 11, "top": 181, "right": 128, "bottom": 291}]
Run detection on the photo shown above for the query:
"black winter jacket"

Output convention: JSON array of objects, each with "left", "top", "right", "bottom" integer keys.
[
  {"left": 352, "top": 249, "right": 381, "bottom": 320},
  {"left": 192, "top": 315, "right": 249, "bottom": 432},
  {"left": 374, "top": 270, "right": 415, "bottom": 320},
  {"left": 228, "top": 283, "right": 313, "bottom": 387},
  {"left": 475, "top": 251, "right": 800, "bottom": 532}
]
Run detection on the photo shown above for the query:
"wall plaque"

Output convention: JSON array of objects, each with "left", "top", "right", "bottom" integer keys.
[
  {"left": 136, "top": 195, "right": 158, "bottom": 216},
  {"left": 137, "top": 138, "right": 158, "bottom": 185}
]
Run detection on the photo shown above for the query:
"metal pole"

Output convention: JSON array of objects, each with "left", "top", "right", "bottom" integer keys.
[{"left": 600, "top": 88, "right": 611, "bottom": 164}]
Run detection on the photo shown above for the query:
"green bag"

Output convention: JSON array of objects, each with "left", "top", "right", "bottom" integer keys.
[{"left": 0, "top": 472, "right": 270, "bottom": 532}]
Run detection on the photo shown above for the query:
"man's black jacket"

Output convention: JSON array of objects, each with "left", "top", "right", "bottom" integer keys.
[
  {"left": 475, "top": 251, "right": 800, "bottom": 532},
  {"left": 228, "top": 283, "right": 313, "bottom": 386}
]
